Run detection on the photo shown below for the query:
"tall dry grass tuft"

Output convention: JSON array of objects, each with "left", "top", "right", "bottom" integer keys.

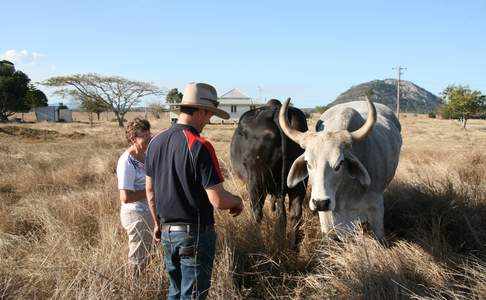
[
  {"left": 210, "top": 195, "right": 320, "bottom": 298},
  {"left": 384, "top": 152, "right": 486, "bottom": 258},
  {"left": 0, "top": 126, "right": 138, "bottom": 299},
  {"left": 293, "top": 234, "right": 485, "bottom": 299},
  {"left": 297, "top": 233, "right": 451, "bottom": 299}
]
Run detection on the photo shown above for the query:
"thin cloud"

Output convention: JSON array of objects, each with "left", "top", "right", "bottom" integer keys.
[{"left": 0, "top": 49, "right": 45, "bottom": 64}]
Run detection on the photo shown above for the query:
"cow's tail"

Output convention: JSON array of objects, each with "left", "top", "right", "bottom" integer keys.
[{"left": 275, "top": 100, "right": 288, "bottom": 215}]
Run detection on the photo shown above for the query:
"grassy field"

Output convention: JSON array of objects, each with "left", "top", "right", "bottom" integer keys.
[{"left": 0, "top": 112, "right": 485, "bottom": 299}]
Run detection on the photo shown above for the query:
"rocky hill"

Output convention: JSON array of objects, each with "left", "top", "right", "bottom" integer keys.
[{"left": 329, "top": 79, "right": 443, "bottom": 113}]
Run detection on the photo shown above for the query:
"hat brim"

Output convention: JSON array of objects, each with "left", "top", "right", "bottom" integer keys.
[{"left": 170, "top": 103, "right": 230, "bottom": 120}]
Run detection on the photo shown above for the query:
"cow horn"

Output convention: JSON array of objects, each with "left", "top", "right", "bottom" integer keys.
[
  {"left": 279, "top": 98, "right": 308, "bottom": 147},
  {"left": 350, "top": 96, "right": 377, "bottom": 142}
]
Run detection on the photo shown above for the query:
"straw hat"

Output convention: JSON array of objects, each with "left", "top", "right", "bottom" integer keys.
[{"left": 172, "top": 82, "right": 229, "bottom": 119}]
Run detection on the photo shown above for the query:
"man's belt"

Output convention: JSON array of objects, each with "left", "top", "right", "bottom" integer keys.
[{"left": 161, "top": 224, "right": 214, "bottom": 233}]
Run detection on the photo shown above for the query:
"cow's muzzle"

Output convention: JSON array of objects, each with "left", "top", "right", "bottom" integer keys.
[{"left": 312, "top": 199, "right": 331, "bottom": 211}]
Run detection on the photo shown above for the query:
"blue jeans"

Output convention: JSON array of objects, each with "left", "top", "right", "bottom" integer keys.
[{"left": 161, "top": 229, "right": 216, "bottom": 300}]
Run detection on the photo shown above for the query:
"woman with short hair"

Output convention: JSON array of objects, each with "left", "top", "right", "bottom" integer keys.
[{"left": 116, "top": 117, "right": 154, "bottom": 278}]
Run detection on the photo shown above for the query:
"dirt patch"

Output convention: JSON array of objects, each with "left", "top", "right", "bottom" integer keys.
[
  {"left": 64, "top": 131, "right": 86, "bottom": 139},
  {"left": 0, "top": 126, "right": 85, "bottom": 140},
  {"left": 0, "top": 126, "right": 60, "bottom": 139}
]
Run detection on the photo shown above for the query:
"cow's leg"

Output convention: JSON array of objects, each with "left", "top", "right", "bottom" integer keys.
[
  {"left": 276, "top": 194, "right": 286, "bottom": 227},
  {"left": 271, "top": 192, "right": 287, "bottom": 246},
  {"left": 287, "top": 184, "right": 305, "bottom": 248},
  {"left": 273, "top": 194, "right": 287, "bottom": 248},
  {"left": 270, "top": 195, "right": 277, "bottom": 212},
  {"left": 249, "top": 185, "right": 265, "bottom": 223},
  {"left": 368, "top": 194, "right": 385, "bottom": 240}
]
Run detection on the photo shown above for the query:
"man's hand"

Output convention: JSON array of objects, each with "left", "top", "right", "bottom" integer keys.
[
  {"left": 229, "top": 196, "right": 244, "bottom": 217},
  {"left": 146, "top": 176, "right": 161, "bottom": 242},
  {"left": 153, "top": 224, "right": 161, "bottom": 242},
  {"left": 206, "top": 184, "right": 244, "bottom": 217}
]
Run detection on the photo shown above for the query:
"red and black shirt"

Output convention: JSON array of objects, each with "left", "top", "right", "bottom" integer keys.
[{"left": 145, "top": 124, "right": 224, "bottom": 225}]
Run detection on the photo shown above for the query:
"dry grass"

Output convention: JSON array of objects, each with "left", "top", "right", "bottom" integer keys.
[{"left": 1, "top": 113, "right": 485, "bottom": 299}]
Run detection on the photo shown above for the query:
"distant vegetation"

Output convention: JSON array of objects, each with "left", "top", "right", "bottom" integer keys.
[
  {"left": 165, "top": 88, "right": 183, "bottom": 104},
  {"left": 438, "top": 85, "right": 486, "bottom": 128},
  {"left": 0, "top": 60, "right": 48, "bottom": 121},
  {"left": 43, "top": 74, "right": 163, "bottom": 127},
  {"left": 79, "top": 95, "right": 111, "bottom": 121},
  {"left": 314, "top": 105, "right": 329, "bottom": 114},
  {"left": 147, "top": 102, "right": 166, "bottom": 119}
]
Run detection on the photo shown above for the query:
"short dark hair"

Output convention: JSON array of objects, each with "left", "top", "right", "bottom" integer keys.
[{"left": 125, "top": 118, "right": 150, "bottom": 144}]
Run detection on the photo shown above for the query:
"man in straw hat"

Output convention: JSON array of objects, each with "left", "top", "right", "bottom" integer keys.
[{"left": 145, "top": 82, "right": 244, "bottom": 299}]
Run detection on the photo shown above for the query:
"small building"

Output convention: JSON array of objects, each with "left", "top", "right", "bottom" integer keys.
[
  {"left": 35, "top": 104, "right": 73, "bottom": 122},
  {"left": 211, "top": 88, "right": 265, "bottom": 123}
]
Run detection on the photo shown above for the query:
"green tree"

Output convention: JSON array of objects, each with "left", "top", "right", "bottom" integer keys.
[
  {"left": 437, "top": 103, "right": 457, "bottom": 119},
  {"left": 166, "top": 88, "right": 183, "bottom": 104},
  {"left": 0, "top": 60, "right": 31, "bottom": 121},
  {"left": 24, "top": 84, "right": 48, "bottom": 109},
  {"left": 315, "top": 105, "right": 329, "bottom": 114},
  {"left": 480, "top": 95, "right": 486, "bottom": 119},
  {"left": 79, "top": 95, "right": 110, "bottom": 120},
  {"left": 43, "top": 74, "right": 162, "bottom": 127},
  {"left": 440, "top": 85, "right": 485, "bottom": 128}
]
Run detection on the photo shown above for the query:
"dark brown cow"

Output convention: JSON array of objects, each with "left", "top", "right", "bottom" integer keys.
[{"left": 230, "top": 99, "right": 308, "bottom": 247}]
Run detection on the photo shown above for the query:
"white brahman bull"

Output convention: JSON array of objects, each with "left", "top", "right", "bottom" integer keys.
[{"left": 278, "top": 97, "right": 402, "bottom": 239}]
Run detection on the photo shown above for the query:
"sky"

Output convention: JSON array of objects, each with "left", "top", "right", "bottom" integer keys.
[{"left": 2, "top": 0, "right": 485, "bottom": 108}]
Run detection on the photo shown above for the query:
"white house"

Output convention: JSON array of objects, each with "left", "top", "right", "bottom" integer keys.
[
  {"left": 211, "top": 88, "right": 265, "bottom": 123},
  {"left": 169, "top": 88, "right": 265, "bottom": 124}
]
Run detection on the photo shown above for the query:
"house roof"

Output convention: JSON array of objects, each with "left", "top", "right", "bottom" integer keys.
[
  {"left": 219, "top": 88, "right": 250, "bottom": 99},
  {"left": 219, "top": 100, "right": 265, "bottom": 105},
  {"left": 218, "top": 87, "right": 266, "bottom": 105}
]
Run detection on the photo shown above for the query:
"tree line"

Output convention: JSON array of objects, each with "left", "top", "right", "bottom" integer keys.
[
  {"left": 1, "top": 61, "right": 182, "bottom": 127},
  {"left": 2, "top": 61, "right": 485, "bottom": 129}
]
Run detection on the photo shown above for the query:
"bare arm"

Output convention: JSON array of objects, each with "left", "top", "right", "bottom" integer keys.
[
  {"left": 146, "top": 176, "right": 159, "bottom": 226},
  {"left": 206, "top": 183, "right": 244, "bottom": 217},
  {"left": 119, "top": 190, "right": 146, "bottom": 204},
  {"left": 146, "top": 175, "right": 161, "bottom": 241}
]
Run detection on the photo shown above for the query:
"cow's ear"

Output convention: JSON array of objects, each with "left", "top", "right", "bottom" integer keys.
[
  {"left": 344, "top": 151, "right": 371, "bottom": 187},
  {"left": 287, "top": 154, "right": 308, "bottom": 188}
]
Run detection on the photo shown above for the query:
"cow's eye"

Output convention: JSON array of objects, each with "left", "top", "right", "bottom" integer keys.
[{"left": 334, "top": 160, "right": 343, "bottom": 171}]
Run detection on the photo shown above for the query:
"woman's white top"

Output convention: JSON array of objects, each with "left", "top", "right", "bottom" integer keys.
[{"left": 116, "top": 151, "right": 149, "bottom": 212}]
